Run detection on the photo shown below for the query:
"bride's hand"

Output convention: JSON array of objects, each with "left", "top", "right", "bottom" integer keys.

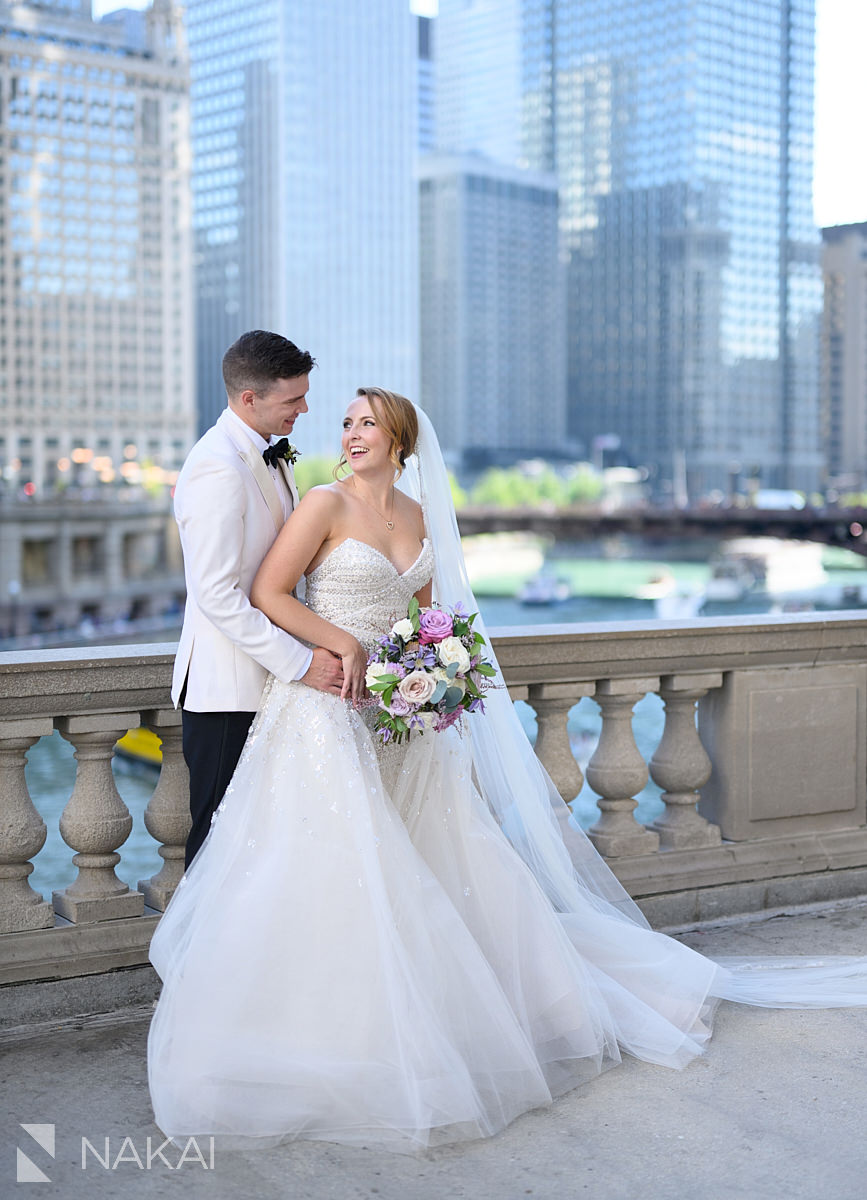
[{"left": 337, "top": 636, "right": 368, "bottom": 704}]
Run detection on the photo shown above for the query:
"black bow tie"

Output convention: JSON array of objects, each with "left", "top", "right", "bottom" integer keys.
[{"left": 262, "top": 438, "right": 290, "bottom": 468}]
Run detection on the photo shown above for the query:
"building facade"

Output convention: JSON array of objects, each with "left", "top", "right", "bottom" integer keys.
[
  {"left": 821, "top": 223, "right": 867, "bottom": 491},
  {"left": 419, "top": 155, "right": 565, "bottom": 466},
  {"left": 416, "top": 12, "right": 434, "bottom": 154},
  {"left": 0, "top": 0, "right": 194, "bottom": 494},
  {"left": 434, "top": 0, "right": 823, "bottom": 496},
  {"left": 187, "top": 0, "right": 418, "bottom": 452},
  {"left": 421, "top": 0, "right": 566, "bottom": 465}
]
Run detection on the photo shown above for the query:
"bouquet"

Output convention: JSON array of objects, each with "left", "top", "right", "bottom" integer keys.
[{"left": 365, "top": 599, "right": 497, "bottom": 744}]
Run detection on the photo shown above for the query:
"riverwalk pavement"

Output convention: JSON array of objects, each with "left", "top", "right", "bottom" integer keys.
[{"left": 2, "top": 899, "right": 866, "bottom": 1200}]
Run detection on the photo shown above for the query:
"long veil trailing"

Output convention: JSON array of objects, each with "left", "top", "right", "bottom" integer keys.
[{"left": 399, "top": 404, "right": 867, "bottom": 1010}]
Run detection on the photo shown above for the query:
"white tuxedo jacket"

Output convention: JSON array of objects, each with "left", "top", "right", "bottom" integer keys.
[{"left": 171, "top": 409, "right": 313, "bottom": 711}]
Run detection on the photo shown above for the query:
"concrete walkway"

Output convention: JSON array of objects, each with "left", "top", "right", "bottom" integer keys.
[{"left": 3, "top": 900, "right": 867, "bottom": 1200}]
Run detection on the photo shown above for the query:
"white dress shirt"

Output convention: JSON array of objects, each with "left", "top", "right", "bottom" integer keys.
[{"left": 225, "top": 407, "right": 293, "bottom": 521}]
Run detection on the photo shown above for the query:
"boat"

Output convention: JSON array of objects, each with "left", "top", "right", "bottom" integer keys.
[
  {"left": 518, "top": 573, "right": 573, "bottom": 606},
  {"left": 704, "top": 557, "right": 757, "bottom": 602},
  {"left": 115, "top": 726, "right": 162, "bottom": 769}
]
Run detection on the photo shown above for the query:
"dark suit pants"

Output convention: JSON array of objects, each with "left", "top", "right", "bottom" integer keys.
[{"left": 182, "top": 708, "right": 255, "bottom": 868}]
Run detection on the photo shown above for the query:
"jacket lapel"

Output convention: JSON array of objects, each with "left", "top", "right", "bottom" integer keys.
[
  {"left": 218, "top": 410, "right": 285, "bottom": 533},
  {"left": 277, "top": 459, "right": 299, "bottom": 511}
]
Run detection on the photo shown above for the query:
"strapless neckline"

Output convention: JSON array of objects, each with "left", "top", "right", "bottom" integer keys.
[{"left": 308, "top": 537, "right": 430, "bottom": 581}]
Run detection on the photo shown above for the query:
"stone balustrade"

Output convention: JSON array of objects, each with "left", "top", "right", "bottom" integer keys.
[{"left": 2, "top": 612, "right": 867, "bottom": 994}]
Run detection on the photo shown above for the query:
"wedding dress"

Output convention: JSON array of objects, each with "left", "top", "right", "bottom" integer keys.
[{"left": 148, "top": 410, "right": 867, "bottom": 1153}]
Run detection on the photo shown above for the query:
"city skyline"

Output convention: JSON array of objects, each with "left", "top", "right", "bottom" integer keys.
[
  {"left": 90, "top": 0, "right": 866, "bottom": 232},
  {"left": 432, "top": 0, "right": 825, "bottom": 494}
]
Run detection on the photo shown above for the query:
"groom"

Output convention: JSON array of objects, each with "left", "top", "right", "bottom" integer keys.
[{"left": 172, "top": 330, "right": 343, "bottom": 866}]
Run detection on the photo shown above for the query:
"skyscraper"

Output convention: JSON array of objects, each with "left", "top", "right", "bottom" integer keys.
[
  {"left": 187, "top": 0, "right": 418, "bottom": 452},
  {"left": 419, "top": 155, "right": 564, "bottom": 465},
  {"left": 821, "top": 223, "right": 867, "bottom": 491},
  {"left": 420, "top": 0, "right": 567, "bottom": 463},
  {"left": 435, "top": 0, "right": 822, "bottom": 495},
  {"left": 0, "top": 0, "right": 193, "bottom": 491}
]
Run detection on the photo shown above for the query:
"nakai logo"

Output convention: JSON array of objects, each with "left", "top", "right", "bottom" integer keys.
[{"left": 17, "top": 1124, "right": 55, "bottom": 1184}]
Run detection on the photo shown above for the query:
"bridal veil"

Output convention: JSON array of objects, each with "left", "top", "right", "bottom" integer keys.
[{"left": 399, "top": 404, "right": 867, "bottom": 1009}]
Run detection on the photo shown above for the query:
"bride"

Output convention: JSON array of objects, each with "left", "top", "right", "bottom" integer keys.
[{"left": 148, "top": 388, "right": 867, "bottom": 1152}]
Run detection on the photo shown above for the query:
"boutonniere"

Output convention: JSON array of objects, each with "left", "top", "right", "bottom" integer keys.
[{"left": 263, "top": 438, "right": 301, "bottom": 468}]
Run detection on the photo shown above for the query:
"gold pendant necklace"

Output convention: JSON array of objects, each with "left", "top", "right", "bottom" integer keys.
[{"left": 352, "top": 479, "right": 395, "bottom": 530}]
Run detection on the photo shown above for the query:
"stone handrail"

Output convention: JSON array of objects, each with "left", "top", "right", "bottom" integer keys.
[{"left": 2, "top": 612, "right": 867, "bottom": 988}]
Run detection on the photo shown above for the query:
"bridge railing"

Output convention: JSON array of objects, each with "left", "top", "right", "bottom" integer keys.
[{"left": 2, "top": 612, "right": 867, "bottom": 991}]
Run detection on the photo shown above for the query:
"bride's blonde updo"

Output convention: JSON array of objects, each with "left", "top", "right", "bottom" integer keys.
[{"left": 337, "top": 386, "right": 419, "bottom": 479}]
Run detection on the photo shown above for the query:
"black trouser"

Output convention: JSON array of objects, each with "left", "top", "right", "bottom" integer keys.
[{"left": 182, "top": 708, "right": 255, "bottom": 868}]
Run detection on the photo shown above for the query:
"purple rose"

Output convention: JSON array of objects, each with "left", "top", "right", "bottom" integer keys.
[
  {"left": 418, "top": 609, "right": 454, "bottom": 645},
  {"left": 385, "top": 691, "right": 413, "bottom": 717}
]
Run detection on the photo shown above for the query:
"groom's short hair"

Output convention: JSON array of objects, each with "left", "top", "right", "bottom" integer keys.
[{"left": 222, "top": 330, "right": 316, "bottom": 397}]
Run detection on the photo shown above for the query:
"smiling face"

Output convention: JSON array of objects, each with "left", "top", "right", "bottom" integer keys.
[
  {"left": 341, "top": 396, "right": 395, "bottom": 475},
  {"left": 233, "top": 374, "right": 310, "bottom": 440}
]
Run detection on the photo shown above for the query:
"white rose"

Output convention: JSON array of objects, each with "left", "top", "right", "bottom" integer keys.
[
  {"left": 390, "top": 618, "right": 415, "bottom": 641},
  {"left": 365, "top": 661, "right": 395, "bottom": 689},
  {"left": 398, "top": 670, "right": 437, "bottom": 705},
  {"left": 437, "top": 636, "right": 471, "bottom": 674}
]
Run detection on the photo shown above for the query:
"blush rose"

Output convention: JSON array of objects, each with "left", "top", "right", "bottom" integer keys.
[{"left": 397, "top": 670, "right": 437, "bottom": 705}]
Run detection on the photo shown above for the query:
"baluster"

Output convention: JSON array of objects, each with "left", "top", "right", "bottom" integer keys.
[
  {"left": 0, "top": 718, "right": 54, "bottom": 934},
  {"left": 53, "top": 715, "right": 144, "bottom": 923},
  {"left": 586, "top": 678, "right": 660, "bottom": 857},
  {"left": 528, "top": 682, "right": 595, "bottom": 801},
  {"left": 649, "top": 673, "right": 723, "bottom": 849},
  {"left": 138, "top": 708, "right": 190, "bottom": 910}
]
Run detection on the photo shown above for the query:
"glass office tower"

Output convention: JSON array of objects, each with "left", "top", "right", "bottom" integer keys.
[
  {"left": 436, "top": 0, "right": 822, "bottom": 495},
  {"left": 419, "top": 156, "right": 564, "bottom": 466},
  {"left": 0, "top": 0, "right": 193, "bottom": 487},
  {"left": 187, "top": 0, "right": 418, "bottom": 450}
]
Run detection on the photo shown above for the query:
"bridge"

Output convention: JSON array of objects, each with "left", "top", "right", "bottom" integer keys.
[{"left": 455, "top": 504, "right": 867, "bottom": 556}]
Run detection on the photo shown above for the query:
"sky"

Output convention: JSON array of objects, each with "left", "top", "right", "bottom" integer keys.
[
  {"left": 91, "top": 0, "right": 864, "bottom": 228},
  {"left": 813, "top": 0, "right": 867, "bottom": 227}
]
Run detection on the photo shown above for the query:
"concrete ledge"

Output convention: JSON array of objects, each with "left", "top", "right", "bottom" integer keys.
[
  {"left": 611, "top": 827, "right": 867, "bottom": 897},
  {"left": 0, "top": 913, "right": 160, "bottom": 985},
  {"left": 638, "top": 864, "right": 867, "bottom": 927},
  {"left": 0, "top": 642, "right": 175, "bottom": 720},
  {"left": 491, "top": 609, "right": 867, "bottom": 684},
  {"left": 0, "top": 963, "right": 160, "bottom": 1034}
]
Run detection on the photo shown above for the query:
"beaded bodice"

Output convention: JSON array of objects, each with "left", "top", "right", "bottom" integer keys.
[{"left": 305, "top": 537, "right": 434, "bottom": 651}]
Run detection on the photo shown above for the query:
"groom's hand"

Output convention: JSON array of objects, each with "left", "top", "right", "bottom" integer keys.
[{"left": 300, "top": 646, "right": 344, "bottom": 695}]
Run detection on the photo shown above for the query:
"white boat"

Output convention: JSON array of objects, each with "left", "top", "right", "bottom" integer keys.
[
  {"left": 518, "top": 573, "right": 572, "bottom": 606},
  {"left": 704, "top": 558, "right": 757, "bottom": 602}
]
